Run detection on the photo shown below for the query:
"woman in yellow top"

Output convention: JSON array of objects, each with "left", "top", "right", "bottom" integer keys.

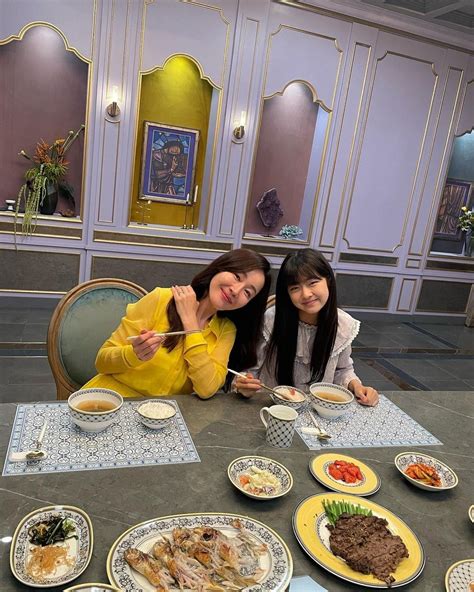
[{"left": 83, "top": 249, "right": 271, "bottom": 398}]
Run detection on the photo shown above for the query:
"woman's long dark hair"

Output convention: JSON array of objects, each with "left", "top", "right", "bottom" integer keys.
[
  {"left": 265, "top": 249, "right": 338, "bottom": 386},
  {"left": 165, "top": 248, "right": 271, "bottom": 374}
]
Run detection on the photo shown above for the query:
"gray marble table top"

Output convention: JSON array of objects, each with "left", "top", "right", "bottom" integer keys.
[{"left": 0, "top": 390, "right": 472, "bottom": 591}]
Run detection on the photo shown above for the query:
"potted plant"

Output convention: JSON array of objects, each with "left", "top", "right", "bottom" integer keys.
[
  {"left": 14, "top": 124, "right": 84, "bottom": 238},
  {"left": 458, "top": 205, "right": 474, "bottom": 257}
]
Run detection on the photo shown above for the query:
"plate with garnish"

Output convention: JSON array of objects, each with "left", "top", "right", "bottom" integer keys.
[
  {"left": 228, "top": 456, "right": 293, "bottom": 500},
  {"left": 10, "top": 505, "right": 93, "bottom": 588},
  {"left": 309, "top": 453, "right": 381, "bottom": 496},
  {"left": 394, "top": 452, "right": 458, "bottom": 491},
  {"left": 445, "top": 559, "right": 474, "bottom": 591},
  {"left": 293, "top": 492, "right": 424, "bottom": 588}
]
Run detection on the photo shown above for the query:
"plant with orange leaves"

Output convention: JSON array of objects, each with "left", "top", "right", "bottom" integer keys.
[{"left": 15, "top": 124, "right": 84, "bottom": 238}]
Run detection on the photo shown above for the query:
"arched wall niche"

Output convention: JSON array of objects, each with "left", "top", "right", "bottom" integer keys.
[
  {"left": 0, "top": 24, "right": 89, "bottom": 216},
  {"left": 244, "top": 80, "right": 329, "bottom": 241},
  {"left": 130, "top": 55, "right": 220, "bottom": 229}
]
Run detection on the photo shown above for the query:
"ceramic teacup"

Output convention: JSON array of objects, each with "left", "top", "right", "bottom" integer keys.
[{"left": 259, "top": 405, "right": 298, "bottom": 448}]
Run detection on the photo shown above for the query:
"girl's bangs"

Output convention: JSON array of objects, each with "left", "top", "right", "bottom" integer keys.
[{"left": 284, "top": 260, "right": 323, "bottom": 285}]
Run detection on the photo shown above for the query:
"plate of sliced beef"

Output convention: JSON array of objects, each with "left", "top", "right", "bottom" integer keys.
[{"left": 293, "top": 493, "right": 425, "bottom": 588}]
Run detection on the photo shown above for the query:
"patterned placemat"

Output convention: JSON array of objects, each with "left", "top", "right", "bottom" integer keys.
[
  {"left": 3, "top": 400, "right": 200, "bottom": 476},
  {"left": 296, "top": 395, "right": 442, "bottom": 450}
]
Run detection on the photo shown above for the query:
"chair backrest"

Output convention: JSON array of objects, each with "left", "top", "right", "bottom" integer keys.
[{"left": 47, "top": 278, "right": 148, "bottom": 400}]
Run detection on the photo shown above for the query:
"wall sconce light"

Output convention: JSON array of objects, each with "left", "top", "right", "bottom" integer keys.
[
  {"left": 233, "top": 110, "right": 246, "bottom": 140},
  {"left": 106, "top": 85, "right": 121, "bottom": 119}
]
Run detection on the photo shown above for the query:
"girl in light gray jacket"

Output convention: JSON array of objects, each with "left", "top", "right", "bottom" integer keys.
[{"left": 235, "top": 249, "right": 379, "bottom": 406}]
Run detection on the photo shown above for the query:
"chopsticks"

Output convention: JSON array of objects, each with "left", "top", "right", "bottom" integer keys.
[
  {"left": 126, "top": 329, "right": 201, "bottom": 341},
  {"left": 227, "top": 368, "right": 294, "bottom": 400}
]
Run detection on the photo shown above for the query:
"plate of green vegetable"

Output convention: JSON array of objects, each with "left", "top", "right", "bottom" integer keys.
[{"left": 10, "top": 505, "right": 93, "bottom": 588}]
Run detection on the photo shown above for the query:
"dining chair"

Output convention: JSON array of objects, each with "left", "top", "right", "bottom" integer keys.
[{"left": 47, "top": 278, "right": 148, "bottom": 400}]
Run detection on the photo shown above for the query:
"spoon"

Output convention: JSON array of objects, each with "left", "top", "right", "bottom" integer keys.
[
  {"left": 25, "top": 422, "right": 48, "bottom": 460},
  {"left": 227, "top": 369, "right": 296, "bottom": 401},
  {"left": 309, "top": 412, "right": 331, "bottom": 439}
]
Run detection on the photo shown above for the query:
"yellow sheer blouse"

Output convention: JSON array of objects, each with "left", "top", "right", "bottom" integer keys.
[{"left": 82, "top": 288, "right": 236, "bottom": 398}]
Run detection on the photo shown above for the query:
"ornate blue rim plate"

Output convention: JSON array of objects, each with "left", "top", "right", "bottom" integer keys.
[
  {"left": 445, "top": 559, "right": 474, "bottom": 591},
  {"left": 106, "top": 512, "right": 293, "bottom": 591},
  {"left": 394, "top": 452, "right": 458, "bottom": 491},
  {"left": 10, "top": 505, "right": 93, "bottom": 588},
  {"left": 228, "top": 455, "right": 293, "bottom": 500}
]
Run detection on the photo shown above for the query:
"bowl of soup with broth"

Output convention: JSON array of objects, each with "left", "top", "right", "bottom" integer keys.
[
  {"left": 309, "top": 382, "right": 354, "bottom": 419},
  {"left": 68, "top": 388, "right": 123, "bottom": 432}
]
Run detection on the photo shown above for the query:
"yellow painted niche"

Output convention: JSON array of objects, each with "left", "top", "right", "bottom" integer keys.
[{"left": 130, "top": 56, "right": 213, "bottom": 227}]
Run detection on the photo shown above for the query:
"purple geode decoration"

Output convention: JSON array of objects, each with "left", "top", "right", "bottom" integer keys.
[{"left": 256, "top": 188, "right": 284, "bottom": 229}]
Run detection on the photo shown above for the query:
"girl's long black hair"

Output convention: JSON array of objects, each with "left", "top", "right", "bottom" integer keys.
[
  {"left": 265, "top": 249, "right": 338, "bottom": 386},
  {"left": 165, "top": 249, "right": 271, "bottom": 375}
]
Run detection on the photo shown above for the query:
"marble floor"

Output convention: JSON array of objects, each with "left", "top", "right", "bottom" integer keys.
[{"left": 0, "top": 298, "right": 473, "bottom": 403}]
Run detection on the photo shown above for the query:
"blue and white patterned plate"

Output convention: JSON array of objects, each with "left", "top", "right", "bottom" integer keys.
[
  {"left": 445, "top": 559, "right": 474, "bottom": 591},
  {"left": 228, "top": 456, "right": 293, "bottom": 500},
  {"left": 10, "top": 505, "right": 93, "bottom": 588},
  {"left": 395, "top": 452, "right": 458, "bottom": 491},
  {"left": 106, "top": 512, "right": 293, "bottom": 591}
]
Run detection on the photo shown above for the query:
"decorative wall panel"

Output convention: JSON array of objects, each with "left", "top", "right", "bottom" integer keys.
[
  {"left": 343, "top": 48, "right": 438, "bottom": 252},
  {"left": 0, "top": 249, "right": 80, "bottom": 292},
  {"left": 396, "top": 278, "right": 417, "bottom": 312},
  {"left": 416, "top": 279, "right": 471, "bottom": 313},
  {"left": 336, "top": 273, "right": 392, "bottom": 309},
  {"left": 91, "top": 255, "right": 206, "bottom": 292},
  {"left": 142, "top": 0, "right": 232, "bottom": 88}
]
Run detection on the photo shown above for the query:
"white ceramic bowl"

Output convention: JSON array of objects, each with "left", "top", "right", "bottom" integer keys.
[
  {"left": 309, "top": 382, "right": 354, "bottom": 419},
  {"left": 136, "top": 400, "right": 176, "bottom": 430},
  {"left": 68, "top": 389, "right": 123, "bottom": 432},
  {"left": 227, "top": 455, "right": 293, "bottom": 500},
  {"left": 394, "top": 452, "right": 458, "bottom": 491},
  {"left": 270, "top": 385, "right": 307, "bottom": 411}
]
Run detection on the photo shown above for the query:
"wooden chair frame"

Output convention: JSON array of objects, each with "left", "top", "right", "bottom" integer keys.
[{"left": 47, "top": 278, "right": 148, "bottom": 400}]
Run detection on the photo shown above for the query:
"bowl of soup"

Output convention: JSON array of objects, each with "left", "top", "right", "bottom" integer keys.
[
  {"left": 270, "top": 385, "right": 307, "bottom": 410},
  {"left": 68, "top": 388, "right": 123, "bottom": 432},
  {"left": 309, "top": 382, "right": 354, "bottom": 419}
]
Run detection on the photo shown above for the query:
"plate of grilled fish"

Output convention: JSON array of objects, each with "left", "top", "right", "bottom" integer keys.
[{"left": 106, "top": 512, "right": 293, "bottom": 591}]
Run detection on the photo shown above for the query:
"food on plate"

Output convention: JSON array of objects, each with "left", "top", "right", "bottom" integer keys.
[
  {"left": 26, "top": 545, "right": 74, "bottom": 579},
  {"left": 74, "top": 400, "right": 117, "bottom": 412},
  {"left": 28, "top": 516, "right": 77, "bottom": 546},
  {"left": 124, "top": 519, "right": 267, "bottom": 590},
  {"left": 138, "top": 402, "right": 176, "bottom": 419},
  {"left": 275, "top": 387, "right": 305, "bottom": 402},
  {"left": 328, "top": 460, "right": 363, "bottom": 483},
  {"left": 404, "top": 462, "right": 441, "bottom": 487},
  {"left": 238, "top": 466, "right": 281, "bottom": 496},
  {"left": 24, "top": 515, "right": 77, "bottom": 580},
  {"left": 323, "top": 499, "right": 409, "bottom": 587}
]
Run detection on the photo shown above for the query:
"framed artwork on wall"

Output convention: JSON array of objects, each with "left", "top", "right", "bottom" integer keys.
[
  {"left": 140, "top": 121, "right": 199, "bottom": 204},
  {"left": 433, "top": 178, "right": 472, "bottom": 241}
]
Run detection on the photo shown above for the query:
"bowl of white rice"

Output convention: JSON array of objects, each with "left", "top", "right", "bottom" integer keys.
[{"left": 136, "top": 400, "right": 177, "bottom": 429}]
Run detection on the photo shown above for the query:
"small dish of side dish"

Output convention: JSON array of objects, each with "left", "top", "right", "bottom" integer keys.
[
  {"left": 228, "top": 456, "right": 293, "bottom": 500},
  {"left": 10, "top": 505, "right": 93, "bottom": 588},
  {"left": 444, "top": 559, "right": 474, "bottom": 591},
  {"left": 394, "top": 452, "right": 458, "bottom": 491},
  {"left": 309, "top": 453, "right": 381, "bottom": 497}
]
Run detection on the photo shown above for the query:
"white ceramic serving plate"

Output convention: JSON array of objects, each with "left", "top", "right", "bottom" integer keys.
[
  {"left": 309, "top": 382, "right": 354, "bottom": 419},
  {"left": 270, "top": 385, "right": 307, "bottom": 411},
  {"left": 10, "top": 505, "right": 93, "bottom": 588},
  {"left": 68, "top": 388, "right": 123, "bottom": 433},
  {"left": 394, "top": 452, "right": 458, "bottom": 491},
  {"left": 136, "top": 400, "right": 177, "bottom": 429},
  {"left": 107, "top": 512, "right": 293, "bottom": 591},
  {"left": 469, "top": 505, "right": 474, "bottom": 523},
  {"left": 227, "top": 455, "right": 293, "bottom": 500}
]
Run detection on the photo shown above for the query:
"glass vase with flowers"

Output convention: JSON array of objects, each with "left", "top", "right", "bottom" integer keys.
[{"left": 14, "top": 124, "right": 84, "bottom": 238}]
